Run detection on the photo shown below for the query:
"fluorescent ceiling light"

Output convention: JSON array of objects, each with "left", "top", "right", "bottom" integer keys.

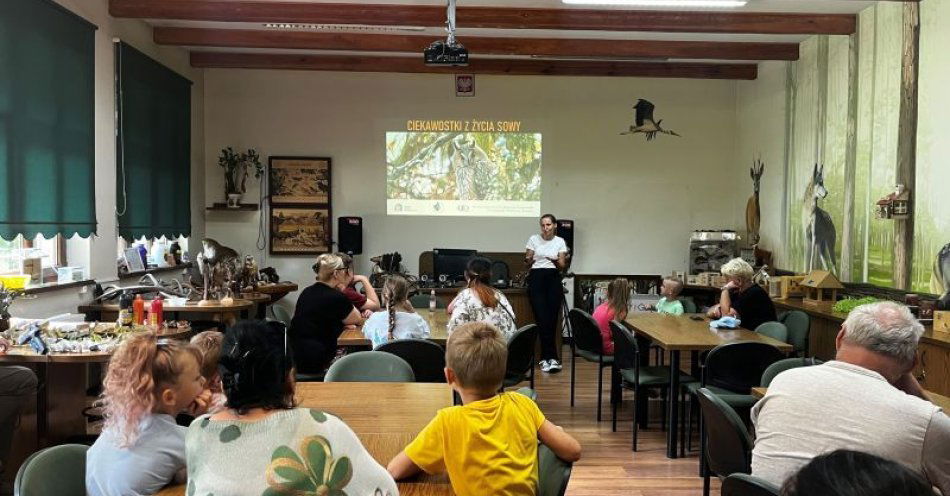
[
  {"left": 263, "top": 23, "right": 425, "bottom": 32},
  {"left": 562, "top": 0, "right": 747, "bottom": 7}
]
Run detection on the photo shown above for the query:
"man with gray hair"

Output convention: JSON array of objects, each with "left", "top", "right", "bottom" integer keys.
[{"left": 751, "top": 301, "right": 949, "bottom": 494}]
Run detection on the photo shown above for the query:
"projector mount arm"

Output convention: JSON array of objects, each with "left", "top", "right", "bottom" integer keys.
[{"left": 445, "top": 0, "right": 459, "bottom": 47}]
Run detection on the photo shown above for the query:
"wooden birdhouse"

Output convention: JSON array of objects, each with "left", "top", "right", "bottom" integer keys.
[
  {"left": 769, "top": 275, "right": 806, "bottom": 300},
  {"left": 801, "top": 270, "right": 843, "bottom": 305},
  {"left": 876, "top": 184, "right": 911, "bottom": 220}
]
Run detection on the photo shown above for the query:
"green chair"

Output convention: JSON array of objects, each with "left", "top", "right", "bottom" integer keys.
[
  {"left": 376, "top": 339, "right": 446, "bottom": 383},
  {"left": 697, "top": 388, "right": 753, "bottom": 496},
  {"left": 721, "top": 473, "right": 781, "bottom": 496},
  {"left": 778, "top": 310, "right": 810, "bottom": 356},
  {"left": 504, "top": 324, "right": 539, "bottom": 390},
  {"left": 568, "top": 309, "right": 614, "bottom": 421},
  {"left": 537, "top": 443, "right": 573, "bottom": 496},
  {"left": 268, "top": 304, "right": 293, "bottom": 326},
  {"left": 324, "top": 351, "right": 415, "bottom": 382},
  {"left": 610, "top": 320, "right": 695, "bottom": 452},
  {"left": 14, "top": 443, "right": 88, "bottom": 496},
  {"left": 682, "top": 297, "right": 698, "bottom": 314},
  {"left": 515, "top": 387, "right": 538, "bottom": 402},
  {"left": 755, "top": 322, "right": 789, "bottom": 344},
  {"left": 760, "top": 357, "right": 823, "bottom": 387}
]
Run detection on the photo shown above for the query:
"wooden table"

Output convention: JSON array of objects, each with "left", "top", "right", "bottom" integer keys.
[
  {"left": 155, "top": 382, "right": 454, "bottom": 496},
  {"left": 625, "top": 312, "right": 794, "bottom": 459},
  {"left": 79, "top": 299, "right": 254, "bottom": 325},
  {"left": 751, "top": 386, "right": 950, "bottom": 412},
  {"left": 338, "top": 310, "right": 450, "bottom": 347}
]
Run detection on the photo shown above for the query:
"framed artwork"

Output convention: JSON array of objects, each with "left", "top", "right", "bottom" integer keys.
[
  {"left": 270, "top": 206, "right": 331, "bottom": 255},
  {"left": 269, "top": 156, "right": 331, "bottom": 205}
]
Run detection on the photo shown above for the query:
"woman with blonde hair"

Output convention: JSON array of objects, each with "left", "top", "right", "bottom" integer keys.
[
  {"left": 290, "top": 253, "right": 363, "bottom": 373},
  {"left": 362, "top": 274, "right": 431, "bottom": 348},
  {"left": 592, "top": 278, "right": 631, "bottom": 355},
  {"left": 707, "top": 257, "right": 776, "bottom": 331}
]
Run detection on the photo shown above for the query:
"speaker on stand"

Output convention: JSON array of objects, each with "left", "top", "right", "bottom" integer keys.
[
  {"left": 557, "top": 219, "right": 574, "bottom": 264},
  {"left": 337, "top": 216, "right": 363, "bottom": 255}
]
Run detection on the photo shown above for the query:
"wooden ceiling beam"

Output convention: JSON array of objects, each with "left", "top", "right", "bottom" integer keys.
[
  {"left": 156, "top": 27, "right": 799, "bottom": 61},
  {"left": 189, "top": 51, "right": 758, "bottom": 80},
  {"left": 111, "top": 0, "right": 856, "bottom": 35}
]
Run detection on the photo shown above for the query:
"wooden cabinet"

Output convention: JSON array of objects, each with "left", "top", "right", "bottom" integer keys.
[{"left": 916, "top": 341, "right": 950, "bottom": 397}]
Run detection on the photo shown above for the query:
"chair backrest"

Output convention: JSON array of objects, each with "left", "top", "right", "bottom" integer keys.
[
  {"left": 506, "top": 324, "right": 539, "bottom": 379},
  {"left": 537, "top": 443, "right": 573, "bottom": 496},
  {"left": 696, "top": 388, "right": 753, "bottom": 478},
  {"left": 721, "top": 473, "right": 781, "bottom": 496},
  {"left": 609, "top": 320, "right": 640, "bottom": 371},
  {"left": 14, "top": 443, "right": 88, "bottom": 496},
  {"left": 760, "top": 357, "right": 823, "bottom": 387},
  {"left": 778, "top": 310, "right": 810, "bottom": 355},
  {"left": 568, "top": 309, "right": 603, "bottom": 355},
  {"left": 755, "top": 322, "right": 789, "bottom": 344},
  {"left": 704, "top": 342, "right": 785, "bottom": 393},
  {"left": 269, "top": 304, "right": 293, "bottom": 325},
  {"left": 376, "top": 339, "right": 446, "bottom": 383},
  {"left": 682, "top": 297, "right": 698, "bottom": 314},
  {"left": 324, "top": 351, "right": 415, "bottom": 382}
]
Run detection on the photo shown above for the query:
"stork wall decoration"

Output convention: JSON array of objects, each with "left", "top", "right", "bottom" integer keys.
[
  {"left": 746, "top": 159, "right": 764, "bottom": 247},
  {"left": 620, "top": 99, "right": 681, "bottom": 141}
]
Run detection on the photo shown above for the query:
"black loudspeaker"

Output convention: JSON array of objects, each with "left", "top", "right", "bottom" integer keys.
[
  {"left": 557, "top": 219, "right": 574, "bottom": 256},
  {"left": 337, "top": 217, "right": 363, "bottom": 255}
]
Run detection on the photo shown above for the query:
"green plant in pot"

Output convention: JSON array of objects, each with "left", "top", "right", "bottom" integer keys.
[{"left": 218, "top": 147, "right": 263, "bottom": 208}]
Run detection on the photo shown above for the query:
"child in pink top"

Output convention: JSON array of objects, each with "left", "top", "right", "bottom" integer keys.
[{"left": 591, "top": 278, "right": 631, "bottom": 355}]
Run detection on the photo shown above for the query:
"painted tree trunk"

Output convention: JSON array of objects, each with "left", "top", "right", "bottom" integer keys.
[{"left": 894, "top": 2, "right": 919, "bottom": 290}]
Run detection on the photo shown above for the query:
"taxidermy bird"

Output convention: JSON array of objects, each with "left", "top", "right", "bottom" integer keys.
[{"left": 620, "top": 99, "right": 681, "bottom": 141}]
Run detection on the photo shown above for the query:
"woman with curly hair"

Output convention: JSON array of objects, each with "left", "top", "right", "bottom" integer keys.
[{"left": 86, "top": 333, "right": 210, "bottom": 496}]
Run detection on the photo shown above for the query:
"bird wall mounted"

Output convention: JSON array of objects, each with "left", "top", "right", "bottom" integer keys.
[{"left": 620, "top": 99, "right": 682, "bottom": 141}]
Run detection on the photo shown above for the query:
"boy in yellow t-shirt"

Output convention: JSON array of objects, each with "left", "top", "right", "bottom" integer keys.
[{"left": 387, "top": 322, "right": 581, "bottom": 495}]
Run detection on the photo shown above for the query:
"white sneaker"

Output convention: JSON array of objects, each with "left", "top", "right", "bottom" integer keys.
[
  {"left": 539, "top": 360, "right": 552, "bottom": 373},
  {"left": 547, "top": 359, "right": 563, "bottom": 372}
]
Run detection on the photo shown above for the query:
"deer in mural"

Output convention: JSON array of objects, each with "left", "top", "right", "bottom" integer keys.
[
  {"left": 746, "top": 159, "right": 764, "bottom": 246},
  {"left": 802, "top": 163, "right": 838, "bottom": 273}
]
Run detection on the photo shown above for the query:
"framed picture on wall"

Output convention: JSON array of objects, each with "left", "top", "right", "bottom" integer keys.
[
  {"left": 270, "top": 206, "right": 331, "bottom": 255},
  {"left": 269, "top": 156, "right": 331, "bottom": 205}
]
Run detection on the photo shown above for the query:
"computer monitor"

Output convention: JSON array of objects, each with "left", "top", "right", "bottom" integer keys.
[{"left": 433, "top": 248, "right": 477, "bottom": 286}]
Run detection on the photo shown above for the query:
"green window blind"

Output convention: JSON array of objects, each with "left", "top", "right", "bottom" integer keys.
[
  {"left": 116, "top": 41, "right": 192, "bottom": 240},
  {"left": 0, "top": 0, "right": 97, "bottom": 240}
]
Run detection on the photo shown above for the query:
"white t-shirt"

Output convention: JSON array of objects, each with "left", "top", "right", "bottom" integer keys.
[
  {"left": 362, "top": 310, "right": 431, "bottom": 348},
  {"left": 526, "top": 234, "right": 568, "bottom": 270}
]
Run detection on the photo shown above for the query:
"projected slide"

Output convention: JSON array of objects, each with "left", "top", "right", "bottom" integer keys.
[{"left": 386, "top": 130, "right": 542, "bottom": 217}]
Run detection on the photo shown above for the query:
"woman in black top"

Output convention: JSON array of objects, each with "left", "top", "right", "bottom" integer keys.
[
  {"left": 290, "top": 253, "right": 363, "bottom": 373},
  {"left": 707, "top": 257, "right": 777, "bottom": 332}
]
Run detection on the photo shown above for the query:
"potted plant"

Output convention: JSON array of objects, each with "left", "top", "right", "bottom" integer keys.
[{"left": 218, "top": 147, "right": 263, "bottom": 208}]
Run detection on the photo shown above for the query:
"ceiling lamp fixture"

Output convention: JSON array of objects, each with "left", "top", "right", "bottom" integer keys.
[
  {"left": 262, "top": 23, "right": 425, "bottom": 32},
  {"left": 561, "top": 0, "right": 748, "bottom": 7}
]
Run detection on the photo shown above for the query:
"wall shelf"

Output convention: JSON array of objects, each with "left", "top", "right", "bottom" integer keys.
[{"left": 206, "top": 203, "right": 259, "bottom": 211}]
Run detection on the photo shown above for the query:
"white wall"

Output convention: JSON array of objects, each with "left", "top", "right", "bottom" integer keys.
[
  {"left": 735, "top": 61, "right": 790, "bottom": 268},
  {"left": 204, "top": 70, "right": 741, "bottom": 306},
  {"left": 10, "top": 0, "right": 204, "bottom": 317}
]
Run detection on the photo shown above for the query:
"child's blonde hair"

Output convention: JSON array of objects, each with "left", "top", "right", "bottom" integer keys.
[
  {"left": 190, "top": 330, "right": 224, "bottom": 383},
  {"left": 663, "top": 277, "right": 684, "bottom": 297},
  {"left": 99, "top": 333, "right": 201, "bottom": 447},
  {"left": 383, "top": 275, "right": 411, "bottom": 341},
  {"left": 445, "top": 322, "right": 507, "bottom": 392},
  {"left": 607, "top": 278, "right": 631, "bottom": 318}
]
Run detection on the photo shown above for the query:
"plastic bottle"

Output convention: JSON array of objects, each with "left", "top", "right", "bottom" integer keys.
[
  {"left": 429, "top": 290, "right": 437, "bottom": 313},
  {"left": 132, "top": 294, "right": 145, "bottom": 325},
  {"left": 149, "top": 296, "right": 164, "bottom": 328},
  {"left": 119, "top": 290, "right": 133, "bottom": 311}
]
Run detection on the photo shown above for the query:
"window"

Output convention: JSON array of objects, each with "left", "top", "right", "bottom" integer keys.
[{"left": 0, "top": 234, "right": 86, "bottom": 283}]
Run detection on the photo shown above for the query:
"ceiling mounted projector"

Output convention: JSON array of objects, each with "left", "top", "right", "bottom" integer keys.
[{"left": 424, "top": 0, "right": 468, "bottom": 66}]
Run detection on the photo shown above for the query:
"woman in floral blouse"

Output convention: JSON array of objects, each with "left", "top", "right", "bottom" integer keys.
[{"left": 446, "top": 257, "right": 518, "bottom": 340}]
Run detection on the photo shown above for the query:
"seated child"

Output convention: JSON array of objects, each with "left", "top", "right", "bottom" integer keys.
[
  {"left": 387, "top": 322, "right": 581, "bottom": 495},
  {"left": 87, "top": 333, "right": 211, "bottom": 496},
  {"left": 655, "top": 277, "right": 685, "bottom": 315},
  {"left": 363, "top": 274, "right": 431, "bottom": 348},
  {"left": 592, "top": 278, "right": 631, "bottom": 355},
  {"left": 190, "top": 330, "right": 227, "bottom": 413}
]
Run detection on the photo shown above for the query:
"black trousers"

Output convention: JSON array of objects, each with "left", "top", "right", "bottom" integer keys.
[{"left": 528, "top": 268, "right": 562, "bottom": 361}]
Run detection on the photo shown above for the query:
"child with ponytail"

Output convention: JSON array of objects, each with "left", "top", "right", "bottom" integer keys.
[
  {"left": 362, "top": 274, "right": 431, "bottom": 348},
  {"left": 86, "top": 333, "right": 211, "bottom": 496}
]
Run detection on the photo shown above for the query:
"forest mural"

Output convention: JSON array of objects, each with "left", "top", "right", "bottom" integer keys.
[{"left": 781, "top": 1, "right": 949, "bottom": 294}]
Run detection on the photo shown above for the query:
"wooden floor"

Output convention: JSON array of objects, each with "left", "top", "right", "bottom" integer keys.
[{"left": 532, "top": 346, "right": 717, "bottom": 496}]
